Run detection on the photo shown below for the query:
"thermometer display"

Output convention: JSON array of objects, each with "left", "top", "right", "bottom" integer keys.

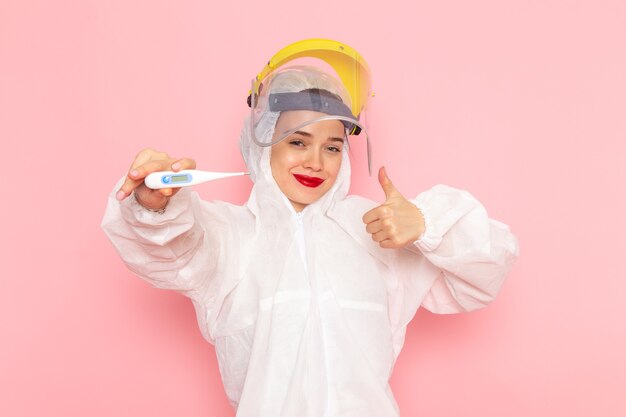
[{"left": 170, "top": 174, "right": 190, "bottom": 183}]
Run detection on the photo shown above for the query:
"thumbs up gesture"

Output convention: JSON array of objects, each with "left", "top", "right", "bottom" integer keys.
[{"left": 362, "top": 167, "right": 426, "bottom": 249}]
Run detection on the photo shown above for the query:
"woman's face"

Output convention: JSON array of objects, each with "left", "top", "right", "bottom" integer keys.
[{"left": 270, "top": 110, "right": 345, "bottom": 212}]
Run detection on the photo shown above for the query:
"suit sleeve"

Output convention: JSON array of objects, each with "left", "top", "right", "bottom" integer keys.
[
  {"left": 100, "top": 177, "right": 229, "bottom": 304},
  {"left": 407, "top": 184, "right": 519, "bottom": 313}
]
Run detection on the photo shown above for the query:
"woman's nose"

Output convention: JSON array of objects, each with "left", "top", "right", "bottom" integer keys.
[{"left": 303, "top": 149, "right": 322, "bottom": 171}]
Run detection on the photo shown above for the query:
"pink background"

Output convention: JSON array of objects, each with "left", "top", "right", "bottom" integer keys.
[{"left": 1, "top": 0, "right": 625, "bottom": 416}]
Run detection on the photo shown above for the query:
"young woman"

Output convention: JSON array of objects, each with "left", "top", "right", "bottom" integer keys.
[{"left": 102, "top": 42, "right": 518, "bottom": 417}]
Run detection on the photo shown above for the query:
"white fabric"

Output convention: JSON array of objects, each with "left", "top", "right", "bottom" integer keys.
[
  {"left": 101, "top": 69, "right": 518, "bottom": 417},
  {"left": 102, "top": 170, "right": 518, "bottom": 416}
]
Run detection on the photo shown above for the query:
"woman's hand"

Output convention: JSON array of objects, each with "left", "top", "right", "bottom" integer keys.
[
  {"left": 116, "top": 148, "right": 196, "bottom": 210},
  {"left": 362, "top": 167, "right": 426, "bottom": 249}
]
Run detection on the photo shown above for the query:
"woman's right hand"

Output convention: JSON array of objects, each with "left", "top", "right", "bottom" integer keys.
[{"left": 116, "top": 148, "right": 196, "bottom": 210}]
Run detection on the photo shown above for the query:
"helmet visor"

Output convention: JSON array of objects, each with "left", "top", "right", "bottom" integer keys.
[{"left": 249, "top": 64, "right": 372, "bottom": 173}]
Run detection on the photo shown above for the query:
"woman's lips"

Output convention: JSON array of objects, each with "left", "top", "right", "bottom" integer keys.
[{"left": 293, "top": 174, "right": 324, "bottom": 188}]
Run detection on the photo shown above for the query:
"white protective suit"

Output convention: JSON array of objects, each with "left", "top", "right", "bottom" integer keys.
[{"left": 101, "top": 72, "right": 519, "bottom": 417}]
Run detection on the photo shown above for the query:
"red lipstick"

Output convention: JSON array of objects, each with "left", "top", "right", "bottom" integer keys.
[{"left": 293, "top": 174, "right": 324, "bottom": 188}]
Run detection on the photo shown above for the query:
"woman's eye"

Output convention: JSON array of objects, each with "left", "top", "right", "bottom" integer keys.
[
  {"left": 327, "top": 146, "right": 341, "bottom": 153},
  {"left": 289, "top": 139, "right": 305, "bottom": 147}
]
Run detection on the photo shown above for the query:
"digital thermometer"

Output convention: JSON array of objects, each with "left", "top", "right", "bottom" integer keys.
[{"left": 145, "top": 170, "right": 249, "bottom": 189}]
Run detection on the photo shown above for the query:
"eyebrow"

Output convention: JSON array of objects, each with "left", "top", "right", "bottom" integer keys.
[{"left": 292, "top": 130, "right": 344, "bottom": 143}]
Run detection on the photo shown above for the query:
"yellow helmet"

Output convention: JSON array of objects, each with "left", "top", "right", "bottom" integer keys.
[
  {"left": 250, "top": 38, "right": 372, "bottom": 120},
  {"left": 247, "top": 39, "right": 374, "bottom": 174}
]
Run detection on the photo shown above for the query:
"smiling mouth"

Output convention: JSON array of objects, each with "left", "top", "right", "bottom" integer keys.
[{"left": 293, "top": 174, "right": 324, "bottom": 188}]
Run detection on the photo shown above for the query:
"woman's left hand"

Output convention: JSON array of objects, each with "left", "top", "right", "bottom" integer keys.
[{"left": 362, "top": 167, "right": 426, "bottom": 249}]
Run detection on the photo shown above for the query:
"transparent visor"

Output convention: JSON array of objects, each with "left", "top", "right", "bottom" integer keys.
[{"left": 248, "top": 65, "right": 372, "bottom": 174}]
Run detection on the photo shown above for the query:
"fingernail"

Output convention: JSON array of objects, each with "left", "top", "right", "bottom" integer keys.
[
  {"left": 171, "top": 162, "right": 181, "bottom": 171},
  {"left": 116, "top": 190, "right": 125, "bottom": 200},
  {"left": 130, "top": 169, "right": 138, "bottom": 177}
]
